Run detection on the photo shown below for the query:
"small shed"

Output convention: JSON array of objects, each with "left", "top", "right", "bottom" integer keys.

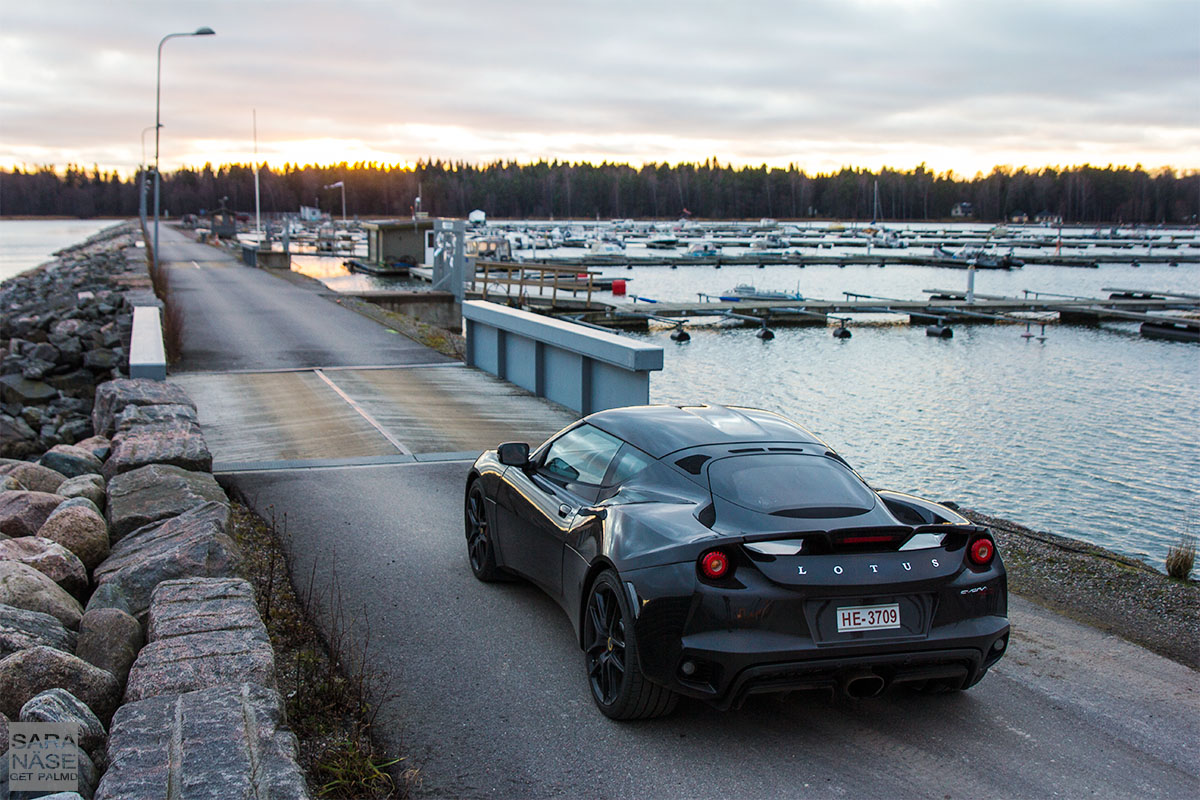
[{"left": 364, "top": 218, "right": 436, "bottom": 266}]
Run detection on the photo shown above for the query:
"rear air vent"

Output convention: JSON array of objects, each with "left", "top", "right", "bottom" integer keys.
[
  {"left": 675, "top": 454, "right": 711, "bottom": 474},
  {"left": 729, "top": 447, "right": 766, "bottom": 454},
  {"left": 768, "top": 447, "right": 807, "bottom": 453}
]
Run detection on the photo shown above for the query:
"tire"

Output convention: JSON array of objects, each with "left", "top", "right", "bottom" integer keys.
[
  {"left": 465, "top": 480, "right": 502, "bottom": 581},
  {"left": 583, "top": 570, "right": 678, "bottom": 720}
]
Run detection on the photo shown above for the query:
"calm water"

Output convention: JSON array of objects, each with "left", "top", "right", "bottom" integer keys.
[
  {"left": 599, "top": 260, "right": 1198, "bottom": 571},
  {"left": 0, "top": 219, "right": 121, "bottom": 281}
]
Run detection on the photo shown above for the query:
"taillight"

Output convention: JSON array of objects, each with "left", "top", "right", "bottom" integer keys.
[
  {"left": 968, "top": 536, "right": 995, "bottom": 567},
  {"left": 699, "top": 549, "right": 732, "bottom": 580}
]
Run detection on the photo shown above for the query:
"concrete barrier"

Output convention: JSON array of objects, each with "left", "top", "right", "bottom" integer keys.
[
  {"left": 463, "top": 300, "right": 663, "bottom": 414},
  {"left": 239, "top": 243, "right": 291, "bottom": 269},
  {"left": 129, "top": 306, "right": 166, "bottom": 381}
]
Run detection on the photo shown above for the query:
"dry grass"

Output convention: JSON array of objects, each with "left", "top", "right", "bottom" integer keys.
[
  {"left": 228, "top": 503, "right": 419, "bottom": 798},
  {"left": 1165, "top": 535, "right": 1196, "bottom": 581}
]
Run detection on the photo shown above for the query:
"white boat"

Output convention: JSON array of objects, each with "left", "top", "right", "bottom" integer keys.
[
  {"left": 749, "top": 233, "right": 786, "bottom": 250},
  {"left": 718, "top": 283, "right": 804, "bottom": 301},
  {"left": 685, "top": 241, "right": 721, "bottom": 257}
]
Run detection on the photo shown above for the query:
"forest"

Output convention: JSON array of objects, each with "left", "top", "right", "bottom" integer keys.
[{"left": 1, "top": 160, "right": 1196, "bottom": 224}]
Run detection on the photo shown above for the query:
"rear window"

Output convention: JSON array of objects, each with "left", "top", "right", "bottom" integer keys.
[{"left": 708, "top": 454, "right": 876, "bottom": 515}]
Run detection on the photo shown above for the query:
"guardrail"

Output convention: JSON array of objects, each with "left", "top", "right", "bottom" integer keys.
[
  {"left": 129, "top": 306, "right": 167, "bottom": 380},
  {"left": 463, "top": 300, "right": 663, "bottom": 414}
]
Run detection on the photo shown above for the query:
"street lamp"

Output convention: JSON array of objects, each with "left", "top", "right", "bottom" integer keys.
[
  {"left": 139, "top": 125, "right": 156, "bottom": 230},
  {"left": 324, "top": 181, "right": 346, "bottom": 224},
  {"left": 153, "top": 26, "right": 215, "bottom": 275}
]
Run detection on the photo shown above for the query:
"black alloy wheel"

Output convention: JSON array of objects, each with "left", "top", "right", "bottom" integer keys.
[
  {"left": 583, "top": 570, "right": 677, "bottom": 720},
  {"left": 465, "top": 481, "right": 501, "bottom": 581}
]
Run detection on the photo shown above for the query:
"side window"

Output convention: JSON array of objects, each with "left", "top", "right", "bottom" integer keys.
[
  {"left": 539, "top": 425, "right": 623, "bottom": 487},
  {"left": 607, "top": 444, "right": 655, "bottom": 486}
]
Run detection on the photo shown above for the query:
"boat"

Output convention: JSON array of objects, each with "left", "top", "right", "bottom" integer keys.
[
  {"left": 344, "top": 258, "right": 410, "bottom": 276},
  {"left": 749, "top": 233, "right": 786, "bottom": 250},
  {"left": 716, "top": 284, "right": 804, "bottom": 302},
  {"left": 644, "top": 235, "right": 680, "bottom": 249},
  {"left": 684, "top": 241, "right": 721, "bottom": 257},
  {"left": 930, "top": 245, "right": 1024, "bottom": 269}
]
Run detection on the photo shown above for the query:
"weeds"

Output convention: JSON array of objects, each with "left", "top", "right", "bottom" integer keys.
[
  {"left": 1165, "top": 535, "right": 1196, "bottom": 581},
  {"left": 228, "top": 502, "right": 416, "bottom": 798}
]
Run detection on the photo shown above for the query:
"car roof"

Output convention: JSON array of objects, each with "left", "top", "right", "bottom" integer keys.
[{"left": 584, "top": 404, "right": 824, "bottom": 458}]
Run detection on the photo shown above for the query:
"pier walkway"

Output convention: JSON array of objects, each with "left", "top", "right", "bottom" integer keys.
[{"left": 155, "top": 225, "right": 1198, "bottom": 799}]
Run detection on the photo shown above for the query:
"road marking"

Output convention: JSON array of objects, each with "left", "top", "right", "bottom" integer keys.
[
  {"left": 191, "top": 260, "right": 201, "bottom": 269},
  {"left": 313, "top": 368, "right": 413, "bottom": 455},
  {"left": 213, "top": 454, "right": 477, "bottom": 474}
]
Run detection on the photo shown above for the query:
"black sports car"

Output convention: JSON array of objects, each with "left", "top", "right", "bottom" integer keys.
[{"left": 464, "top": 404, "right": 1009, "bottom": 719}]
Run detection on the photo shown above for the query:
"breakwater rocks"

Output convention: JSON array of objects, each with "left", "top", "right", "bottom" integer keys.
[
  {"left": 1, "top": 222, "right": 151, "bottom": 459},
  {"left": 1, "top": 378, "right": 309, "bottom": 799}
]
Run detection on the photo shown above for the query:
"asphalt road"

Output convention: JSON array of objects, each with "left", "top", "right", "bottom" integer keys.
[
  {"left": 229, "top": 461, "right": 1199, "bottom": 800},
  {"left": 163, "top": 228, "right": 1198, "bottom": 799},
  {"left": 159, "top": 226, "right": 449, "bottom": 373}
]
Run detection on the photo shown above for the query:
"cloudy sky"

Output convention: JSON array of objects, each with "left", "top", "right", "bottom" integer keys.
[{"left": 2, "top": 0, "right": 1196, "bottom": 177}]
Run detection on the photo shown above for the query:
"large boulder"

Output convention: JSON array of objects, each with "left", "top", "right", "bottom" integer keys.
[
  {"left": 76, "top": 607, "right": 143, "bottom": 690},
  {"left": 91, "top": 379, "right": 195, "bottom": 438},
  {"left": 114, "top": 403, "right": 199, "bottom": 432},
  {"left": 0, "top": 461, "right": 68, "bottom": 494},
  {"left": 95, "top": 683, "right": 309, "bottom": 800},
  {"left": 0, "top": 490, "right": 64, "bottom": 537},
  {"left": 38, "top": 504, "right": 110, "bottom": 572},
  {"left": 0, "top": 373, "right": 57, "bottom": 404},
  {"left": 105, "top": 464, "right": 227, "bottom": 541},
  {"left": 88, "top": 502, "right": 238, "bottom": 622},
  {"left": 40, "top": 444, "right": 104, "bottom": 478},
  {"left": 102, "top": 421, "right": 213, "bottom": 480},
  {"left": 126, "top": 578, "right": 274, "bottom": 702},
  {"left": 0, "top": 561, "right": 84, "bottom": 629},
  {"left": 0, "top": 752, "right": 98, "bottom": 800},
  {"left": 56, "top": 473, "right": 107, "bottom": 511},
  {"left": 0, "top": 710, "right": 7, "bottom": 753},
  {"left": 0, "top": 602, "right": 76, "bottom": 658},
  {"left": 73, "top": 435, "right": 112, "bottom": 462},
  {"left": 0, "top": 645, "right": 121, "bottom": 722},
  {"left": 1, "top": 412, "right": 39, "bottom": 457},
  {"left": 0, "top": 536, "right": 89, "bottom": 600},
  {"left": 20, "top": 687, "right": 108, "bottom": 761}
]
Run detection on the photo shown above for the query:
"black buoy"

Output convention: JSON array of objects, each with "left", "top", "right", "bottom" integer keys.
[
  {"left": 926, "top": 324, "right": 953, "bottom": 338},
  {"left": 758, "top": 263, "right": 765, "bottom": 269},
  {"left": 670, "top": 327, "right": 690, "bottom": 342},
  {"left": 626, "top": 264, "right": 633, "bottom": 270},
  {"left": 757, "top": 326, "right": 775, "bottom": 340},
  {"left": 670, "top": 264, "right": 677, "bottom": 269},
  {"left": 832, "top": 326, "right": 852, "bottom": 339}
]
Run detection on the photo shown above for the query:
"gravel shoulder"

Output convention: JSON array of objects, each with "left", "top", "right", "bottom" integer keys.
[{"left": 961, "top": 507, "right": 1198, "bottom": 669}]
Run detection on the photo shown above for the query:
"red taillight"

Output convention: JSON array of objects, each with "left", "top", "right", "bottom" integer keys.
[
  {"left": 840, "top": 535, "right": 897, "bottom": 545},
  {"left": 968, "top": 537, "right": 995, "bottom": 567},
  {"left": 699, "top": 549, "right": 731, "bottom": 580}
]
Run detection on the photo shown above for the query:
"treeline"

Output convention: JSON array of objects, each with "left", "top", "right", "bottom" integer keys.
[{"left": 2, "top": 161, "right": 1197, "bottom": 223}]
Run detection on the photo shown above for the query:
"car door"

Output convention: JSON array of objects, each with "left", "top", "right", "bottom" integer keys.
[{"left": 499, "top": 424, "right": 623, "bottom": 596}]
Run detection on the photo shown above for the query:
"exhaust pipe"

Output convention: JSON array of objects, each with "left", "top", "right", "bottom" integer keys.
[{"left": 841, "top": 670, "right": 886, "bottom": 699}]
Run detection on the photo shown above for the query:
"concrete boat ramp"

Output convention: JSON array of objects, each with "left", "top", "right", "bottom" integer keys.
[{"left": 156, "top": 226, "right": 1198, "bottom": 799}]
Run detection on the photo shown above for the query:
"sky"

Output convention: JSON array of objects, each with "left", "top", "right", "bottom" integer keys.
[{"left": 1, "top": 0, "right": 1197, "bottom": 178}]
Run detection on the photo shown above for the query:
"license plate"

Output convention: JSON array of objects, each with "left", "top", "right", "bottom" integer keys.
[{"left": 836, "top": 603, "right": 901, "bottom": 632}]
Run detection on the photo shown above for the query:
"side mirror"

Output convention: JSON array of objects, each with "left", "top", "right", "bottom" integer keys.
[{"left": 497, "top": 442, "right": 531, "bottom": 467}]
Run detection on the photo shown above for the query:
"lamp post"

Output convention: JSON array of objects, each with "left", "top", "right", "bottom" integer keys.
[
  {"left": 324, "top": 181, "right": 346, "bottom": 224},
  {"left": 139, "top": 125, "right": 156, "bottom": 231},
  {"left": 153, "top": 26, "right": 215, "bottom": 275}
]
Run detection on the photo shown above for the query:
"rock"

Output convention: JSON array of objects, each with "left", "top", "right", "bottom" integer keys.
[
  {"left": 88, "top": 502, "right": 238, "bottom": 623},
  {"left": 56, "top": 496, "right": 104, "bottom": 517},
  {"left": 95, "top": 683, "right": 309, "bottom": 800},
  {"left": 58, "top": 417, "right": 94, "bottom": 444},
  {"left": 91, "top": 379, "right": 196, "bottom": 438},
  {"left": 38, "top": 505, "right": 110, "bottom": 572},
  {"left": 105, "top": 464, "right": 227, "bottom": 541},
  {"left": 83, "top": 349, "right": 118, "bottom": 371},
  {"left": 20, "top": 687, "right": 107, "bottom": 760},
  {"left": 56, "top": 474, "right": 107, "bottom": 511},
  {"left": 40, "top": 444, "right": 104, "bottom": 478},
  {"left": 124, "top": 578, "right": 273, "bottom": 702},
  {"left": 72, "top": 435, "right": 112, "bottom": 462},
  {"left": 0, "top": 373, "right": 57, "bottom": 404},
  {"left": 1, "top": 473, "right": 23, "bottom": 491},
  {"left": 0, "top": 746, "right": 97, "bottom": 799},
  {"left": 76, "top": 607, "right": 143, "bottom": 690},
  {"left": 103, "top": 422, "right": 213, "bottom": 480},
  {"left": 0, "top": 645, "right": 120, "bottom": 722},
  {"left": 48, "top": 367, "right": 98, "bottom": 396},
  {"left": 114, "top": 403, "right": 199, "bottom": 432},
  {"left": 1, "top": 413, "right": 39, "bottom": 457},
  {"left": 0, "top": 490, "right": 65, "bottom": 537},
  {"left": 0, "top": 602, "right": 77, "bottom": 658},
  {"left": 0, "top": 536, "right": 89, "bottom": 600},
  {"left": 0, "top": 561, "right": 84, "bottom": 629},
  {"left": 0, "top": 710, "right": 7, "bottom": 752},
  {"left": 0, "top": 461, "right": 68, "bottom": 493}
]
